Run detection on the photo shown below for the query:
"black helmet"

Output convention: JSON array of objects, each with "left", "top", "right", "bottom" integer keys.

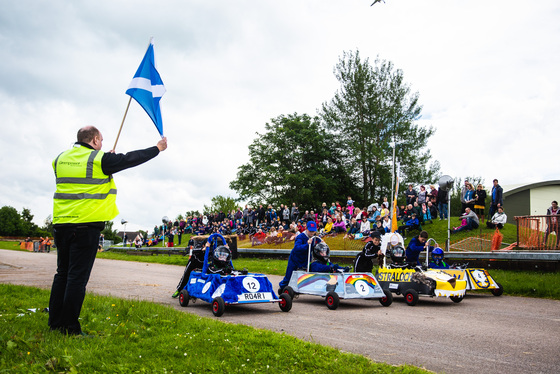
[
  {"left": 313, "top": 242, "right": 330, "bottom": 264},
  {"left": 213, "top": 245, "right": 232, "bottom": 269},
  {"left": 390, "top": 245, "right": 405, "bottom": 264}
]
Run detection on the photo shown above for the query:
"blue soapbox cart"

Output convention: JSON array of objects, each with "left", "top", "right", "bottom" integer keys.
[{"left": 178, "top": 233, "right": 292, "bottom": 316}]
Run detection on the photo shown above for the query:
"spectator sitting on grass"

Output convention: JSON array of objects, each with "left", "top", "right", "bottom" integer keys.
[
  {"left": 486, "top": 206, "right": 507, "bottom": 229},
  {"left": 398, "top": 213, "right": 420, "bottom": 236},
  {"left": 333, "top": 216, "right": 347, "bottom": 233},
  {"left": 382, "top": 215, "right": 391, "bottom": 233},
  {"left": 251, "top": 228, "right": 266, "bottom": 246},
  {"left": 345, "top": 217, "right": 360, "bottom": 238},
  {"left": 451, "top": 207, "right": 479, "bottom": 234}
]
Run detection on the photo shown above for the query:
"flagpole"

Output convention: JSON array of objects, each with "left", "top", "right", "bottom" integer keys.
[{"left": 112, "top": 96, "right": 132, "bottom": 152}]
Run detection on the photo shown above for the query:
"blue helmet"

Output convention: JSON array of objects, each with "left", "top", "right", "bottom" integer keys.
[{"left": 431, "top": 247, "right": 444, "bottom": 262}]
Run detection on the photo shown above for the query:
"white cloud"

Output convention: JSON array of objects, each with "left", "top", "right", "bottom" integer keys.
[{"left": 1, "top": 0, "right": 559, "bottom": 231}]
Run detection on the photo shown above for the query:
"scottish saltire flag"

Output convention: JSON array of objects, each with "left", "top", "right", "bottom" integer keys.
[{"left": 126, "top": 38, "right": 166, "bottom": 136}]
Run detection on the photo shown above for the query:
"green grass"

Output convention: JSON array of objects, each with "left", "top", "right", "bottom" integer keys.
[
  {"left": 0, "top": 284, "right": 425, "bottom": 374},
  {"left": 0, "top": 241, "right": 29, "bottom": 251},
  {"left": 479, "top": 269, "right": 560, "bottom": 299}
]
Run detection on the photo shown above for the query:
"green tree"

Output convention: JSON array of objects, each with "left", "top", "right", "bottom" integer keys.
[
  {"left": 229, "top": 113, "right": 358, "bottom": 210},
  {"left": 203, "top": 196, "right": 239, "bottom": 216},
  {"left": 0, "top": 206, "right": 23, "bottom": 236},
  {"left": 185, "top": 210, "right": 201, "bottom": 218},
  {"left": 101, "top": 220, "right": 122, "bottom": 244},
  {"left": 20, "top": 208, "right": 39, "bottom": 236},
  {"left": 321, "top": 50, "right": 439, "bottom": 204}
]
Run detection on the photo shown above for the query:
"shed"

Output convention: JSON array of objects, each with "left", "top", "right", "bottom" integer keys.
[{"left": 503, "top": 180, "right": 560, "bottom": 224}]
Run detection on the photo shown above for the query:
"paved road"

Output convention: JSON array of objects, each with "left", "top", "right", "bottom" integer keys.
[{"left": 1, "top": 249, "right": 559, "bottom": 374}]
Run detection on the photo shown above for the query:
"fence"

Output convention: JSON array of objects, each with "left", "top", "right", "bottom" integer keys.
[{"left": 515, "top": 215, "right": 559, "bottom": 250}]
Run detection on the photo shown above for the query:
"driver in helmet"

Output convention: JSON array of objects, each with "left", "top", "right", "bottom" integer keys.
[
  {"left": 428, "top": 247, "right": 449, "bottom": 269},
  {"left": 388, "top": 244, "right": 407, "bottom": 268},
  {"left": 309, "top": 242, "right": 350, "bottom": 273},
  {"left": 208, "top": 244, "right": 233, "bottom": 275}
]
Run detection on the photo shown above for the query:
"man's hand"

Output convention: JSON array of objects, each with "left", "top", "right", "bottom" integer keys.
[{"left": 157, "top": 137, "right": 168, "bottom": 152}]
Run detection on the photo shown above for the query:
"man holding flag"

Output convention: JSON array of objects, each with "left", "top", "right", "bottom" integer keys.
[
  {"left": 49, "top": 39, "right": 168, "bottom": 336},
  {"left": 49, "top": 126, "right": 167, "bottom": 335}
]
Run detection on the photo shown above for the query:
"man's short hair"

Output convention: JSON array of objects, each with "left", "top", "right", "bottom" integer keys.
[
  {"left": 77, "top": 126, "right": 100, "bottom": 143},
  {"left": 419, "top": 230, "right": 429, "bottom": 239},
  {"left": 493, "top": 179, "right": 499, "bottom": 183}
]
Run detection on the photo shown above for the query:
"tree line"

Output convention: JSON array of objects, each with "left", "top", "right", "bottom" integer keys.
[
  {"left": 0, "top": 206, "right": 51, "bottom": 238},
  {"left": 229, "top": 49, "right": 440, "bottom": 211}
]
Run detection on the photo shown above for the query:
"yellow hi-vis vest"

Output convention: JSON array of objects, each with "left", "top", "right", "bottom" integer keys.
[{"left": 52, "top": 144, "right": 119, "bottom": 224}]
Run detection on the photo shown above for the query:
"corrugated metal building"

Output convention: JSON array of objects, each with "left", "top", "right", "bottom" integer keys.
[{"left": 503, "top": 180, "right": 560, "bottom": 224}]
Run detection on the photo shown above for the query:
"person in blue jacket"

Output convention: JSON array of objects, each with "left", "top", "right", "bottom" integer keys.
[
  {"left": 428, "top": 247, "right": 449, "bottom": 269},
  {"left": 405, "top": 230, "right": 432, "bottom": 266},
  {"left": 279, "top": 220, "right": 321, "bottom": 291},
  {"left": 309, "top": 242, "right": 349, "bottom": 273}
]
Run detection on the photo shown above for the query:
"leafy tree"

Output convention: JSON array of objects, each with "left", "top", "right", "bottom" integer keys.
[
  {"left": 101, "top": 220, "right": 121, "bottom": 243},
  {"left": 229, "top": 113, "right": 358, "bottom": 210},
  {"left": 321, "top": 50, "right": 439, "bottom": 204},
  {"left": 203, "top": 196, "right": 239, "bottom": 216},
  {"left": 0, "top": 206, "right": 23, "bottom": 236},
  {"left": 185, "top": 210, "right": 201, "bottom": 218},
  {"left": 20, "top": 208, "right": 39, "bottom": 236}
]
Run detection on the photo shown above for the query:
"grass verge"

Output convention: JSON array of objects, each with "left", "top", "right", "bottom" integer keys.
[{"left": 0, "top": 284, "right": 425, "bottom": 373}]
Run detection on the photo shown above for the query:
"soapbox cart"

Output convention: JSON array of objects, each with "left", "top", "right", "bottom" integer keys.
[{"left": 178, "top": 233, "right": 292, "bottom": 316}]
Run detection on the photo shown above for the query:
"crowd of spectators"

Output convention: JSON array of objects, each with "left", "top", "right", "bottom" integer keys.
[{"left": 141, "top": 180, "right": 510, "bottom": 247}]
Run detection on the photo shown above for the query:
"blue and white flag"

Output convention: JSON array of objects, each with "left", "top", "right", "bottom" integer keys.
[{"left": 126, "top": 38, "right": 166, "bottom": 136}]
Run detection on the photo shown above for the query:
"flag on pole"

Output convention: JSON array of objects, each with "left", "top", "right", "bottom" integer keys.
[
  {"left": 126, "top": 38, "right": 166, "bottom": 136},
  {"left": 391, "top": 166, "right": 400, "bottom": 233}
]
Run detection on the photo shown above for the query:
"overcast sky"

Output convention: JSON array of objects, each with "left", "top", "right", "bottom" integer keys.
[{"left": 1, "top": 0, "right": 559, "bottom": 232}]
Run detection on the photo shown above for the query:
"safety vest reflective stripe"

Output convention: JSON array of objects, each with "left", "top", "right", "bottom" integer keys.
[
  {"left": 53, "top": 189, "right": 117, "bottom": 200},
  {"left": 55, "top": 177, "right": 112, "bottom": 184}
]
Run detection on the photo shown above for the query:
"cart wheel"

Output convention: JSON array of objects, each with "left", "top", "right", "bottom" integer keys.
[
  {"left": 212, "top": 297, "right": 225, "bottom": 317},
  {"left": 179, "top": 289, "right": 190, "bottom": 307},
  {"left": 404, "top": 289, "right": 419, "bottom": 306},
  {"left": 282, "top": 286, "right": 295, "bottom": 300},
  {"left": 491, "top": 282, "right": 504, "bottom": 297},
  {"left": 325, "top": 291, "right": 339, "bottom": 310},
  {"left": 278, "top": 293, "right": 292, "bottom": 312},
  {"left": 450, "top": 295, "right": 464, "bottom": 303},
  {"left": 379, "top": 289, "right": 393, "bottom": 307}
]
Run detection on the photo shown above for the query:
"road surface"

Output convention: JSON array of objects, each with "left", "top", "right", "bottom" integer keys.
[{"left": 1, "top": 249, "right": 559, "bottom": 373}]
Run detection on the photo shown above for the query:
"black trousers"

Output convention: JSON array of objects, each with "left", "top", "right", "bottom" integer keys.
[
  {"left": 49, "top": 224, "right": 101, "bottom": 335},
  {"left": 176, "top": 251, "right": 205, "bottom": 292}
]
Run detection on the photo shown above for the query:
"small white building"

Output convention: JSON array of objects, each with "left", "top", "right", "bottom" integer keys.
[{"left": 503, "top": 180, "right": 560, "bottom": 224}]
